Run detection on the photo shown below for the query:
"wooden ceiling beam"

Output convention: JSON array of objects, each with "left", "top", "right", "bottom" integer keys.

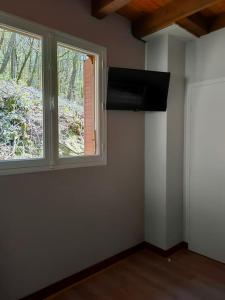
[
  {"left": 92, "top": 0, "right": 131, "bottom": 19},
  {"left": 209, "top": 12, "right": 225, "bottom": 33},
  {"left": 177, "top": 14, "right": 209, "bottom": 37},
  {"left": 132, "top": 0, "right": 221, "bottom": 39}
]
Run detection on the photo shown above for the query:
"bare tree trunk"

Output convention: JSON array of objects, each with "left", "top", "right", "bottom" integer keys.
[
  {"left": 0, "top": 32, "right": 16, "bottom": 74},
  {"left": 0, "top": 30, "right": 5, "bottom": 50},
  {"left": 11, "top": 48, "right": 17, "bottom": 79},
  {"left": 67, "top": 55, "right": 77, "bottom": 100},
  {"left": 28, "top": 54, "right": 32, "bottom": 73},
  {"left": 27, "top": 51, "right": 38, "bottom": 86},
  {"left": 17, "top": 39, "right": 34, "bottom": 83}
]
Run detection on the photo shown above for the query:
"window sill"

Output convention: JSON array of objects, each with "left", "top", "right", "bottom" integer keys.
[{"left": 0, "top": 156, "right": 107, "bottom": 176}]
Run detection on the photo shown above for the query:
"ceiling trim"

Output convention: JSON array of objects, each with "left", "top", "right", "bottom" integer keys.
[{"left": 143, "top": 24, "right": 197, "bottom": 42}]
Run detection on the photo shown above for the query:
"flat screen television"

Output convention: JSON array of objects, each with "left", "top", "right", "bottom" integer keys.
[{"left": 106, "top": 67, "right": 170, "bottom": 111}]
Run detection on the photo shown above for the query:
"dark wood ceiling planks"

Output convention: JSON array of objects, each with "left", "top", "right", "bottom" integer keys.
[
  {"left": 92, "top": 0, "right": 225, "bottom": 39},
  {"left": 118, "top": 0, "right": 173, "bottom": 21}
]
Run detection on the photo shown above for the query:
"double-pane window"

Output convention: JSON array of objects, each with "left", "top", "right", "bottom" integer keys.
[{"left": 0, "top": 13, "right": 106, "bottom": 175}]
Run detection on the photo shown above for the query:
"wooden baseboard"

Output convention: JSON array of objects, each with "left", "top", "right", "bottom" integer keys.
[
  {"left": 144, "top": 241, "right": 188, "bottom": 257},
  {"left": 20, "top": 241, "right": 188, "bottom": 300},
  {"left": 20, "top": 242, "right": 146, "bottom": 300}
]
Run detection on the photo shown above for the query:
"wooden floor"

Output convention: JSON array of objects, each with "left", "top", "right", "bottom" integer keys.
[{"left": 47, "top": 248, "right": 225, "bottom": 300}]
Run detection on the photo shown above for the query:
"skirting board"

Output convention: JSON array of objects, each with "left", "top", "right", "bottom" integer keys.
[
  {"left": 20, "top": 241, "right": 188, "bottom": 300},
  {"left": 143, "top": 241, "right": 188, "bottom": 257}
]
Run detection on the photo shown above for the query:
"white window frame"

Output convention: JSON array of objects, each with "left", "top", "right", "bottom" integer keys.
[{"left": 0, "top": 11, "right": 107, "bottom": 176}]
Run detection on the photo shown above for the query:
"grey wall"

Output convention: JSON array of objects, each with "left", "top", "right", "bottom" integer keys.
[
  {"left": 166, "top": 36, "right": 185, "bottom": 248},
  {"left": 0, "top": 1, "right": 145, "bottom": 299},
  {"left": 145, "top": 35, "right": 184, "bottom": 250}
]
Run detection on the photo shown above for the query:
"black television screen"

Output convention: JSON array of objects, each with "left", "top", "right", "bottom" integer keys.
[{"left": 106, "top": 67, "right": 170, "bottom": 111}]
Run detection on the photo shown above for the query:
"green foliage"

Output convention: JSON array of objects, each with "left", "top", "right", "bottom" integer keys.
[
  {"left": 0, "top": 26, "right": 86, "bottom": 160},
  {"left": 59, "top": 107, "right": 84, "bottom": 157},
  {"left": 0, "top": 89, "right": 43, "bottom": 159},
  {"left": 0, "top": 29, "right": 42, "bottom": 88},
  {"left": 57, "top": 44, "right": 86, "bottom": 103},
  {"left": 0, "top": 80, "right": 85, "bottom": 160}
]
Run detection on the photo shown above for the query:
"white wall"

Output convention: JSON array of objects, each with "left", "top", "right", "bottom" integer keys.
[
  {"left": 185, "top": 27, "right": 225, "bottom": 247},
  {"left": 145, "top": 112, "right": 167, "bottom": 249},
  {"left": 186, "top": 79, "right": 225, "bottom": 263},
  {"left": 186, "top": 28, "right": 225, "bottom": 83},
  {"left": 145, "top": 35, "right": 184, "bottom": 250}
]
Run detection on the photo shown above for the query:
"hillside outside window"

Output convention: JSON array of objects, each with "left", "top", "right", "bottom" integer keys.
[{"left": 0, "top": 12, "right": 106, "bottom": 175}]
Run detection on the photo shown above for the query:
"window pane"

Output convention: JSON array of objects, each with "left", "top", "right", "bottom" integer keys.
[
  {"left": 57, "top": 43, "right": 96, "bottom": 158},
  {"left": 0, "top": 26, "right": 43, "bottom": 161}
]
